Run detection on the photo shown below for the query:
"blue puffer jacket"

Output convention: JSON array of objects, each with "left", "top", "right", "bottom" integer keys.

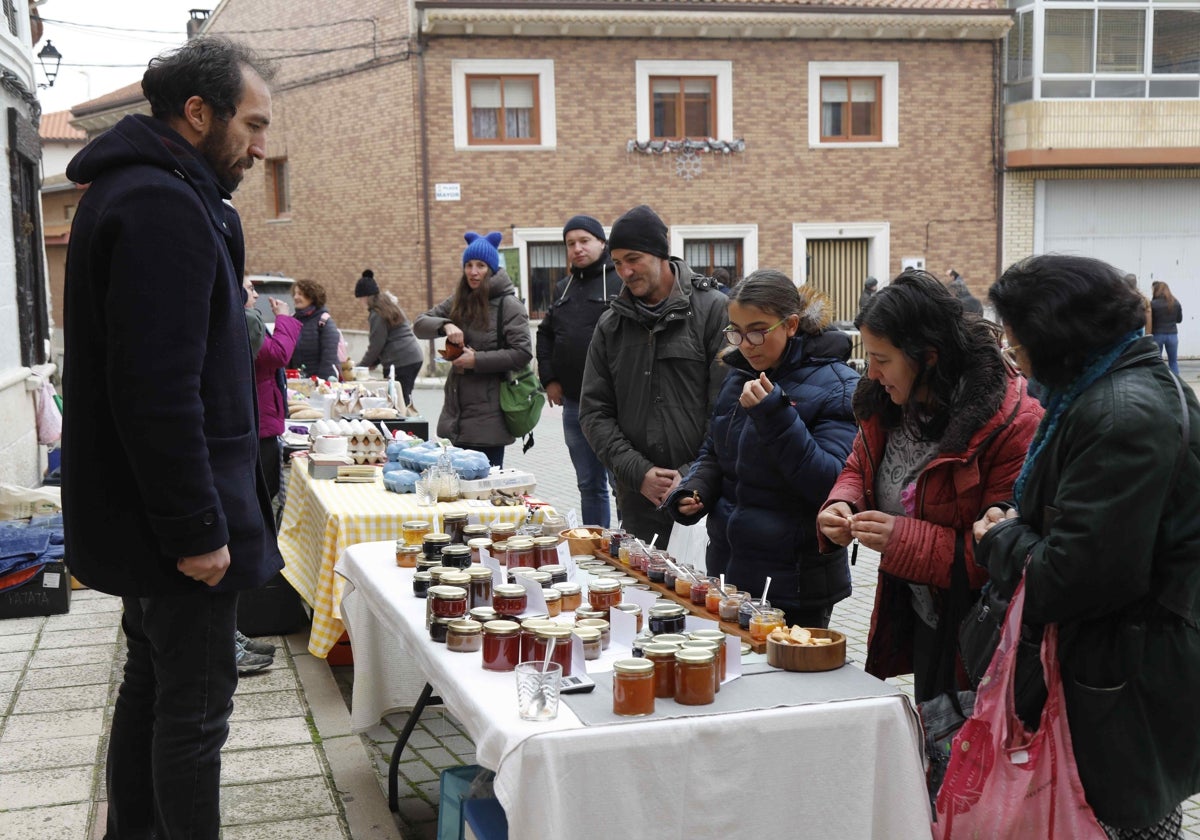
[{"left": 668, "top": 330, "right": 859, "bottom": 608}]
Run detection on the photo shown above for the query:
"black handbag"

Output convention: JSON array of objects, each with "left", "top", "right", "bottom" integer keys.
[{"left": 959, "top": 582, "right": 1006, "bottom": 689}]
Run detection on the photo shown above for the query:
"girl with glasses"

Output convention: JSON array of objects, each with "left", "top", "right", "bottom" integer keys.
[{"left": 665, "top": 269, "right": 860, "bottom": 629}]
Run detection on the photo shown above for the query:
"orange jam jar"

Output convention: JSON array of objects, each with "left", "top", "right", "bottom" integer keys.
[
  {"left": 674, "top": 575, "right": 693, "bottom": 599},
  {"left": 542, "top": 588, "right": 562, "bottom": 617},
  {"left": 689, "top": 630, "right": 729, "bottom": 682},
  {"left": 643, "top": 642, "right": 681, "bottom": 698},
  {"left": 552, "top": 582, "right": 582, "bottom": 612},
  {"left": 705, "top": 583, "right": 734, "bottom": 614},
  {"left": 682, "top": 639, "right": 722, "bottom": 693},
  {"left": 612, "top": 658, "right": 656, "bottom": 717},
  {"left": 748, "top": 607, "right": 786, "bottom": 643},
  {"left": 481, "top": 620, "right": 520, "bottom": 671},
  {"left": 674, "top": 648, "right": 717, "bottom": 706},
  {"left": 395, "top": 542, "right": 422, "bottom": 568},
  {"left": 587, "top": 579, "right": 622, "bottom": 612}
]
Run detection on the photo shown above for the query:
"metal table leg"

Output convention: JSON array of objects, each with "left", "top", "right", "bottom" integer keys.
[{"left": 387, "top": 682, "right": 443, "bottom": 812}]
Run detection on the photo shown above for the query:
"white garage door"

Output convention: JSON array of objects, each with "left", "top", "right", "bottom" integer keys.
[{"left": 1040, "top": 179, "right": 1200, "bottom": 357}]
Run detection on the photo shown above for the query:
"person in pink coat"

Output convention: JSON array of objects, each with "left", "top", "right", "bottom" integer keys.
[{"left": 244, "top": 280, "right": 301, "bottom": 499}]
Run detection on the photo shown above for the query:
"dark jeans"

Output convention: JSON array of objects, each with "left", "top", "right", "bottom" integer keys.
[
  {"left": 105, "top": 590, "right": 239, "bottom": 840},
  {"left": 561, "top": 398, "right": 611, "bottom": 528},
  {"left": 460, "top": 443, "right": 505, "bottom": 468}
]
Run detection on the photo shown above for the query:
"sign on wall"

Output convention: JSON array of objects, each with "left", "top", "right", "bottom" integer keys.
[{"left": 435, "top": 183, "right": 461, "bottom": 201}]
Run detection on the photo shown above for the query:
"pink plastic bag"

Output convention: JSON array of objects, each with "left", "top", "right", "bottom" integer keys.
[
  {"left": 932, "top": 580, "right": 1106, "bottom": 839},
  {"left": 35, "top": 377, "right": 62, "bottom": 446}
]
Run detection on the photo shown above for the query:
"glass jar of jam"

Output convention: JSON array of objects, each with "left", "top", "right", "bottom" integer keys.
[
  {"left": 416, "top": 557, "right": 441, "bottom": 575},
  {"left": 395, "top": 541, "right": 422, "bottom": 568},
  {"left": 468, "top": 538, "right": 493, "bottom": 565},
  {"left": 492, "top": 583, "right": 528, "bottom": 617},
  {"left": 552, "top": 582, "right": 582, "bottom": 612},
  {"left": 653, "top": 632, "right": 689, "bottom": 646},
  {"left": 439, "top": 571, "right": 470, "bottom": 594},
  {"left": 663, "top": 565, "right": 678, "bottom": 591},
  {"left": 489, "top": 540, "right": 508, "bottom": 567},
  {"left": 612, "top": 603, "right": 643, "bottom": 633},
  {"left": 467, "top": 566, "right": 494, "bottom": 609},
  {"left": 429, "top": 585, "right": 468, "bottom": 620},
  {"left": 738, "top": 598, "right": 771, "bottom": 631},
  {"left": 689, "top": 576, "right": 712, "bottom": 607},
  {"left": 422, "top": 532, "right": 451, "bottom": 563},
  {"left": 532, "top": 536, "right": 560, "bottom": 568},
  {"left": 690, "top": 631, "right": 728, "bottom": 682},
  {"left": 539, "top": 564, "right": 567, "bottom": 585},
  {"left": 510, "top": 569, "right": 551, "bottom": 589},
  {"left": 683, "top": 639, "right": 722, "bottom": 693},
  {"left": 519, "top": 619, "right": 554, "bottom": 662},
  {"left": 587, "top": 579, "right": 621, "bottom": 612},
  {"left": 506, "top": 537, "right": 535, "bottom": 569},
  {"left": 625, "top": 541, "right": 646, "bottom": 570},
  {"left": 542, "top": 588, "right": 562, "bottom": 617},
  {"left": 612, "top": 658, "right": 655, "bottom": 717},
  {"left": 439, "top": 544, "right": 472, "bottom": 569},
  {"left": 489, "top": 521, "right": 517, "bottom": 543},
  {"left": 427, "top": 566, "right": 453, "bottom": 587},
  {"left": 642, "top": 642, "right": 681, "bottom": 698},
  {"left": 648, "top": 604, "right": 687, "bottom": 636},
  {"left": 481, "top": 620, "right": 520, "bottom": 671},
  {"left": 402, "top": 519, "right": 431, "bottom": 546},
  {"left": 576, "top": 618, "right": 610, "bottom": 650},
  {"left": 429, "top": 617, "right": 454, "bottom": 644},
  {"left": 705, "top": 583, "right": 733, "bottom": 614},
  {"left": 537, "top": 625, "right": 574, "bottom": 676},
  {"left": 719, "top": 591, "right": 747, "bottom": 623},
  {"left": 646, "top": 556, "right": 667, "bottom": 583},
  {"left": 469, "top": 606, "right": 498, "bottom": 624},
  {"left": 446, "top": 619, "right": 482, "bottom": 653},
  {"left": 412, "top": 571, "right": 432, "bottom": 598},
  {"left": 607, "top": 528, "right": 627, "bottom": 558},
  {"left": 574, "top": 607, "right": 607, "bottom": 624},
  {"left": 442, "top": 512, "right": 469, "bottom": 544},
  {"left": 674, "top": 573, "right": 694, "bottom": 599},
  {"left": 462, "top": 523, "right": 490, "bottom": 542},
  {"left": 571, "top": 626, "right": 602, "bottom": 660},
  {"left": 674, "top": 648, "right": 717, "bottom": 706},
  {"left": 748, "top": 607, "right": 786, "bottom": 643}
]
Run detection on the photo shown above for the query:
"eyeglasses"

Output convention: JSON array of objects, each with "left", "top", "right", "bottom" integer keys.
[
  {"left": 723, "top": 319, "right": 787, "bottom": 347},
  {"left": 1002, "top": 343, "right": 1023, "bottom": 367}
]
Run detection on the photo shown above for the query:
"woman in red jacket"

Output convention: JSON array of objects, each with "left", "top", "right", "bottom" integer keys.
[{"left": 817, "top": 270, "right": 1042, "bottom": 701}]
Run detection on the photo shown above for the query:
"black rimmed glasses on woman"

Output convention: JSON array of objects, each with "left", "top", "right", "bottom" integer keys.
[{"left": 723, "top": 319, "right": 786, "bottom": 347}]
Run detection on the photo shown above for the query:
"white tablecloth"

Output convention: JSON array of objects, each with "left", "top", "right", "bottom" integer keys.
[{"left": 336, "top": 541, "right": 933, "bottom": 840}]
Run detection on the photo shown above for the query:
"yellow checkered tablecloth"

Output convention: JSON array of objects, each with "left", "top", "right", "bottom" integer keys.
[{"left": 277, "top": 461, "right": 554, "bottom": 657}]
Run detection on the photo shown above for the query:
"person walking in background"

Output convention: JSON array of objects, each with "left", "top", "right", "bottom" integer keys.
[
  {"left": 1151, "top": 280, "right": 1184, "bottom": 374},
  {"left": 354, "top": 268, "right": 424, "bottom": 410},
  {"left": 947, "top": 268, "right": 984, "bottom": 316},
  {"left": 856, "top": 275, "right": 878, "bottom": 320},
  {"left": 978, "top": 254, "right": 1200, "bottom": 837},
  {"left": 816, "top": 269, "right": 1041, "bottom": 702},
  {"left": 414, "top": 231, "right": 532, "bottom": 467},
  {"left": 667, "top": 270, "right": 860, "bottom": 628},
  {"left": 288, "top": 278, "right": 341, "bottom": 381},
  {"left": 61, "top": 37, "right": 283, "bottom": 838},
  {"left": 579, "top": 205, "right": 728, "bottom": 543},
  {"left": 536, "top": 215, "right": 617, "bottom": 527},
  {"left": 1124, "top": 273, "right": 1153, "bottom": 336}
]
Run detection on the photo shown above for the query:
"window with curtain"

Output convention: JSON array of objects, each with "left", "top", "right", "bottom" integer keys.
[
  {"left": 267, "top": 158, "right": 290, "bottom": 217},
  {"left": 468, "top": 75, "right": 539, "bottom": 144},
  {"left": 820, "top": 77, "right": 881, "bottom": 141},
  {"left": 527, "top": 242, "right": 567, "bottom": 320},
  {"left": 651, "top": 77, "right": 715, "bottom": 139},
  {"left": 683, "top": 239, "right": 742, "bottom": 279}
]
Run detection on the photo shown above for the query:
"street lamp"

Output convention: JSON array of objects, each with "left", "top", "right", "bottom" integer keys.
[{"left": 37, "top": 40, "right": 62, "bottom": 88}]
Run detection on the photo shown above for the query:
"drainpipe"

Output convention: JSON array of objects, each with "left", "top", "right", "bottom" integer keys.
[{"left": 417, "top": 36, "right": 437, "bottom": 375}]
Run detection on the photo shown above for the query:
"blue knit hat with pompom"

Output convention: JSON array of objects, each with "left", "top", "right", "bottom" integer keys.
[{"left": 462, "top": 231, "right": 503, "bottom": 273}]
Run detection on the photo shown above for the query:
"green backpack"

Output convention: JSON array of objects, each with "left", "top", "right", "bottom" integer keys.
[{"left": 496, "top": 296, "right": 545, "bottom": 451}]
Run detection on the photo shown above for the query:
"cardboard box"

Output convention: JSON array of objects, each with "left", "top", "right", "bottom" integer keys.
[{"left": 0, "top": 561, "right": 70, "bottom": 618}]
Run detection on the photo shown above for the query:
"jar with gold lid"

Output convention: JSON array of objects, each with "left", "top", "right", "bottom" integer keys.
[
  {"left": 536, "top": 625, "right": 574, "bottom": 677},
  {"left": 468, "top": 537, "right": 493, "bottom": 565},
  {"left": 576, "top": 617, "right": 610, "bottom": 650},
  {"left": 539, "top": 564, "right": 568, "bottom": 585},
  {"left": 440, "top": 544, "right": 472, "bottom": 570},
  {"left": 642, "top": 642, "right": 681, "bottom": 698},
  {"left": 506, "top": 536, "right": 535, "bottom": 569},
  {"left": 587, "top": 578, "right": 622, "bottom": 612},
  {"left": 482, "top": 620, "right": 520, "bottom": 671},
  {"left": 466, "top": 565, "right": 494, "bottom": 609},
  {"left": 446, "top": 619, "right": 482, "bottom": 653},
  {"left": 422, "top": 532, "right": 452, "bottom": 563},
  {"left": 489, "top": 521, "right": 517, "bottom": 543},
  {"left": 552, "top": 582, "right": 582, "bottom": 612},
  {"left": 401, "top": 519, "right": 431, "bottom": 546},
  {"left": 674, "top": 648, "right": 717, "bottom": 706},
  {"left": 492, "top": 583, "right": 528, "bottom": 618},
  {"left": 541, "top": 588, "right": 562, "bottom": 617},
  {"left": 612, "top": 658, "right": 655, "bottom": 717},
  {"left": 571, "top": 625, "right": 602, "bottom": 660},
  {"left": 532, "top": 535, "right": 560, "bottom": 568},
  {"left": 395, "top": 541, "right": 422, "bottom": 568},
  {"left": 442, "top": 512, "right": 469, "bottom": 544},
  {"left": 462, "top": 523, "right": 490, "bottom": 542}
]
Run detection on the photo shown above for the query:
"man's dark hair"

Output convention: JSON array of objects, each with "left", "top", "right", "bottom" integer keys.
[
  {"left": 989, "top": 254, "right": 1145, "bottom": 389},
  {"left": 142, "top": 36, "right": 275, "bottom": 122}
]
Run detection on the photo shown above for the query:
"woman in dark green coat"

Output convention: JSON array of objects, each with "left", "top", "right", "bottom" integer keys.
[{"left": 976, "top": 254, "right": 1200, "bottom": 837}]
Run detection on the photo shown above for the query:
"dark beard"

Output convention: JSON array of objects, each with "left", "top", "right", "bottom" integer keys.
[{"left": 197, "top": 122, "right": 241, "bottom": 193}]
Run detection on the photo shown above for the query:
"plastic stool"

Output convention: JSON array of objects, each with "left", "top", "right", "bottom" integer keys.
[{"left": 463, "top": 797, "right": 508, "bottom": 840}]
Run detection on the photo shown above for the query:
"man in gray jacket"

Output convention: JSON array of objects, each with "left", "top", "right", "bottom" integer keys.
[{"left": 580, "top": 205, "right": 728, "bottom": 543}]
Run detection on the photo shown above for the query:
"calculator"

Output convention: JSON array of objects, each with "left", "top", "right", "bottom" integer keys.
[{"left": 559, "top": 673, "right": 596, "bottom": 694}]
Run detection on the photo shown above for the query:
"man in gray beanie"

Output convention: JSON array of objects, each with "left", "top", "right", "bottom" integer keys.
[
  {"left": 536, "top": 214, "right": 618, "bottom": 527},
  {"left": 579, "top": 205, "right": 728, "bottom": 543}
]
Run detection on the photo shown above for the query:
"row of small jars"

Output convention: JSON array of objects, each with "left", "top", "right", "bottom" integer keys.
[
  {"left": 436, "top": 617, "right": 612, "bottom": 675},
  {"left": 612, "top": 628, "right": 730, "bottom": 715}
]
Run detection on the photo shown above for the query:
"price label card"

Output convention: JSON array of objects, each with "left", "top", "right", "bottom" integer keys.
[
  {"left": 566, "top": 509, "right": 580, "bottom": 530},
  {"left": 481, "top": 548, "right": 504, "bottom": 587},
  {"left": 723, "top": 636, "right": 742, "bottom": 683},
  {"left": 557, "top": 542, "right": 576, "bottom": 578},
  {"left": 519, "top": 580, "right": 549, "bottom": 616},
  {"left": 685, "top": 614, "right": 719, "bottom": 633},
  {"left": 571, "top": 633, "right": 587, "bottom": 675},
  {"left": 608, "top": 606, "right": 637, "bottom": 648},
  {"left": 622, "top": 587, "right": 658, "bottom": 612}
]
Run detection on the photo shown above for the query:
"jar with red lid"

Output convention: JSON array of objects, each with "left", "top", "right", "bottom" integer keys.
[
  {"left": 587, "top": 579, "right": 621, "bottom": 612},
  {"left": 467, "top": 566, "right": 494, "bottom": 609},
  {"left": 506, "top": 537, "right": 535, "bottom": 569},
  {"left": 492, "top": 583, "right": 527, "bottom": 618},
  {"left": 642, "top": 642, "right": 681, "bottom": 698},
  {"left": 537, "top": 625, "right": 574, "bottom": 677},
  {"left": 552, "top": 582, "right": 582, "bottom": 612},
  {"left": 532, "top": 536, "right": 560, "bottom": 568},
  {"left": 612, "top": 658, "right": 655, "bottom": 717},
  {"left": 481, "top": 620, "right": 520, "bottom": 671},
  {"left": 446, "top": 619, "right": 482, "bottom": 653},
  {"left": 674, "top": 648, "right": 717, "bottom": 706},
  {"left": 440, "top": 544, "right": 472, "bottom": 570}
]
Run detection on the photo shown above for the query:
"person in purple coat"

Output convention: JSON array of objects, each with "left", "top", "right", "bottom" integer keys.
[{"left": 243, "top": 279, "right": 301, "bottom": 499}]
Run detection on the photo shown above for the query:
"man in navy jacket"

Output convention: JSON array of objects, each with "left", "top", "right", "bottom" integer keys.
[{"left": 62, "top": 37, "right": 281, "bottom": 839}]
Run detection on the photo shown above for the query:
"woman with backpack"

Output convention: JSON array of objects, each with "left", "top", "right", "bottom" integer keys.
[
  {"left": 289, "top": 279, "right": 342, "bottom": 381},
  {"left": 413, "top": 232, "right": 531, "bottom": 467}
]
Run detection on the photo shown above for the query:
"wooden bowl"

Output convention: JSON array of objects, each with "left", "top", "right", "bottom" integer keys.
[
  {"left": 766, "top": 628, "right": 847, "bottom": 672},
  {"left": 559, "top": 527, "right": 606, "bottom": 557}
]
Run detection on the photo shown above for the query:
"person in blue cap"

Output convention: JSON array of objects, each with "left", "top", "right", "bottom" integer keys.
[{"left": 414, "top": 231, "right": 532, "bottom": 467}]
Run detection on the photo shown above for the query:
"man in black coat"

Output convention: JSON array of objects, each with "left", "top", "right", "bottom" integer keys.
[
  {"left": 61, "top": 37, "right": 281, "bottom": 839},
  {"left": 536, "top": 215, "right": 619, "bottom": 527}
]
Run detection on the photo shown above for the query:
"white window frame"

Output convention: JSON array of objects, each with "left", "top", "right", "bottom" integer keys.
[
  {"left": 452, "top": 59, "right": 557, "bottom": 151},
  {"left": 511, "top": 227, "right": 570, "bottom": 314},
  {"left": 669, "top": 224, "right": 759, "bottom": 275},
  {"left": 635, "top": 60, "right": 734, "bottom": 142},
  {"left": 808, "top": 61, "right": 900, "bottom": 148},
  {"left": 791, "top": 222, "right": 891, "bottom": 287}
]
